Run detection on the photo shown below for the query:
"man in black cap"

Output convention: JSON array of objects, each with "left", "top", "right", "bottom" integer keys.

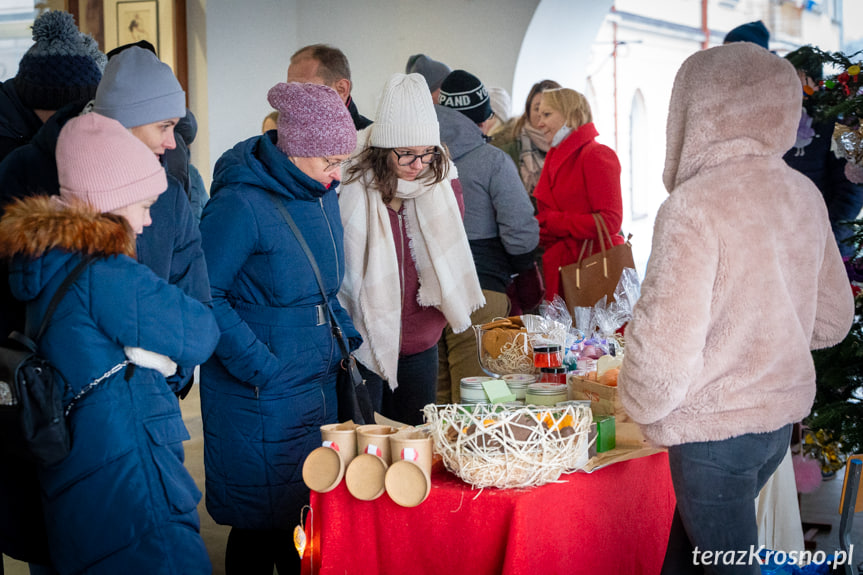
[
  {"left": 434, "top": 69, "right": 541, "bottom": 403},
  {"left": 438, "top": 69, "right": 499, "bottom": 137}
]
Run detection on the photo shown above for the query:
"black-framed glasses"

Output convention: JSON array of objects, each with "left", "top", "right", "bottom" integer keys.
[
  {"left": 392, "top": 150, "right": 440, "bottom": 167},
  {"left": 322, "top": 157, "right": 349, "bottom": 172}
]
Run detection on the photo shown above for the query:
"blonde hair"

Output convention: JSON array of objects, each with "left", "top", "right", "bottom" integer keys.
[
  {"left": 262, "top": 111, "right": 278, "bottom": 134},
  {"left": 540, "top": 88, "right": 592, "bottom": 130}
]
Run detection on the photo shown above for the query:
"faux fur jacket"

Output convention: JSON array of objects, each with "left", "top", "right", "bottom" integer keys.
[{"left": 618, "top": 43, "right": 855, "bottom": 447}]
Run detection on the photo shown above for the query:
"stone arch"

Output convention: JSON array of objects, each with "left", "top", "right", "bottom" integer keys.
[{"left": 511, "top": 0, "right": 614, "bottom": 113}]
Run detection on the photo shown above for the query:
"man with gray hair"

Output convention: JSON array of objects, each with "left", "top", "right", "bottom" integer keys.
[{"left": 288, "top": 43, "right": 372, "bottom": 130}]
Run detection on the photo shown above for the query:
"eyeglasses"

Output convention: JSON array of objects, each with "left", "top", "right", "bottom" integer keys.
[
  {"left": 392, "top": 150, "right": 440, "bottom": 167},
  {"left": 322, "top": 157, "right": 349, "bottom": 172}
]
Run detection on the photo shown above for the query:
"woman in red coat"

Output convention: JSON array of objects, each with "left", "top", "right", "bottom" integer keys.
[{"left": 533, "top": 88, "right": 624, "bottom": 299}]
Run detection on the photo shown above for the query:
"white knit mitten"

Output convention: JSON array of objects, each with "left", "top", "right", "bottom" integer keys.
[{"left": 124, "top": 347, "right": 178, "bottom": 378}]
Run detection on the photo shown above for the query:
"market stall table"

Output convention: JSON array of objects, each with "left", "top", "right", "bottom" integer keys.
[{"left": 302, "top": 451, "right": 675, "bottom": 575}]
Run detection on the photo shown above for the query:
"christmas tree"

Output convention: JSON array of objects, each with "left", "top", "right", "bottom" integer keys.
[
  {"left": 806, "top": 223, "right": 863, "bottom": 472},
  {"left": 785, "top": 45, "right": 863, "bottom": 471}
]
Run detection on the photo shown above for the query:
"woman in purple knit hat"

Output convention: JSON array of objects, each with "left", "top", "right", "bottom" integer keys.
[{"left": 198, "top": 82, "right": 361, "bottom": 575}]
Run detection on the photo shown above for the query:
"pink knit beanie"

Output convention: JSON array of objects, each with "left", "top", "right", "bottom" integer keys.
[
  {"left": 267, "top": 82, "right": 357, "bottom": 157},
  {"left": 57, "top": 113, "right": 167, "bottom": 213}
]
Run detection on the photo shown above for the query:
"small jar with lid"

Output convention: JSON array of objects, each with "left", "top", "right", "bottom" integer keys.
[
  {"left": 460, "top": 376, "right": 491, "bottom": 404},
  {"left": 525, "top": 383, "right": 568, "bottom": 407},
  {"left": 539, "top": 367, "right": 567, "bottom": 385},
  {"left": 533, "top": 344, "right": 563, "bottom": 369},
  {"left": 502, "top": 373, "right": 535, "bottom": 401}
]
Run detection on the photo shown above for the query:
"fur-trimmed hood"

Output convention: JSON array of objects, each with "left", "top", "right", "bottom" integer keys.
[
  {"left": 0, "top": 195, "right": 136, "bottom": 303},
  {"left": 0, "top": 195, "right": 135, "bottom": 261},
  {"left": 663, "top": 43, "right": 801, "bottom": 192}
]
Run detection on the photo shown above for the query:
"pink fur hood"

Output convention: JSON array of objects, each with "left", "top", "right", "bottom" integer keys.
[{"left": 618, "top": 44, "right": 855, "bottom": 447}]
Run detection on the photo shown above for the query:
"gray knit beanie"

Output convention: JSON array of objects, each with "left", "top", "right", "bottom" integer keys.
[
  {"left": 405, "top": 54, "right": 451, "bottom": 93},
  {"left": 93, "top": 46, "right": 185, "bottom": 128}
]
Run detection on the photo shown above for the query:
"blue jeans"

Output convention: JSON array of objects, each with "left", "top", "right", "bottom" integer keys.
[
  {"left": 661, "top": 424, "right": 792, "bottom": 575},
  {"left": 359, "top": 345, "right": 438, "bottom": 426}
]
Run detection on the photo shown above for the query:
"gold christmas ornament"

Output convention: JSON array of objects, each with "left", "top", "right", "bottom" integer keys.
[{"left": 832, "top": 124, "right": 863, "bottom": 165}]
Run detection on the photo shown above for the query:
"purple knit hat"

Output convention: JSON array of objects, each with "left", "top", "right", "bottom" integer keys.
[
  {"left": 266, "top": 82, "right": 357, "bottom": 157},
  {"left": 57, "top": 113, "right": 167, "bottom": 213}
]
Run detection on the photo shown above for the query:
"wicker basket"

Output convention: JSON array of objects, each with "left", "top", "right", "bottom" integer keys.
[{"left": 423, "top": 403, "right": 591, "bottom": 489}]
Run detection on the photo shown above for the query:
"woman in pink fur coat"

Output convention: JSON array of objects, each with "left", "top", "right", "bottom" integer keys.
[
  {"left": 533, "top": 88, "right": 625, "bottom": 300},
  {"left": 618, "top": 43, "right": 855, "bottom": 574}
]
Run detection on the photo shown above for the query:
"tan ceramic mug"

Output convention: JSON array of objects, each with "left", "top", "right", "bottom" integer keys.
[
  {"left": 346, "top": 425, "right": 397, "bottom": 501},
  {"left": 302, "top": 422, "right": 358, "bottom": 493},
  {"left": 355, "top": 424, "right": 397, "bottom": 464},
  {"left": 384, "top": 430, "right": 434, "bottom": 507}
]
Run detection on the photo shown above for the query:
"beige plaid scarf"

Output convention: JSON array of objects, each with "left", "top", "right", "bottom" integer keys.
[
  {"left": 519, "top": 122, "right": 551, "bottom": 196},
  {"left": 338, "top": 167, "right": 484, "bottom": 390}
]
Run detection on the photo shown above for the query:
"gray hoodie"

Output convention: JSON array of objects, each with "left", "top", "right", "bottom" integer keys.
[{"left": 435, "top": 104, "right": 539, "bottom": 292}]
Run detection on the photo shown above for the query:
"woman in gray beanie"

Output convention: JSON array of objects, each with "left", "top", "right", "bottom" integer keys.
[
  {"left": 199, "top": 81, "right": 360, "bottom": 575},
  {"left": 405, "top": 53, "right": 451, "bottom": 102}
]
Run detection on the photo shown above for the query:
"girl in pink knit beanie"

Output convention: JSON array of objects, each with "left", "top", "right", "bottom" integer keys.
[
  {"left": 56, "top": 112, "right": 167, "bottom": 234},
  {"left": 0, "top": 115, "right": 217, "bottom": 574}
]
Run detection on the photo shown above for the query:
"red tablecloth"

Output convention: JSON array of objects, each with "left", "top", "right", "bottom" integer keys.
[{"left": 303, "top": 452, "right": 675, "bottom": 575}]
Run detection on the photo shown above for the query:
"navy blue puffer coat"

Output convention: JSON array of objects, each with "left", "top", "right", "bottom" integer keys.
[
  {"left": 0, "top": 197, "right": 219, "bottom": 574},
  {"left": 199, "top": 132, "right": 360, "bottom": 529}
]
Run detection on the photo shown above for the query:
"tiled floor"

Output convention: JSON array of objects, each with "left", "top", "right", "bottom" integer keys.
[{"left": 4, "top": 395, "right": 862, "bottom": 574}]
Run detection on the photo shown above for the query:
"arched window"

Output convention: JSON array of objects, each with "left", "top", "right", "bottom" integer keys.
[{"left": 629, "top": 89, "right": 648, "bottom": 221}]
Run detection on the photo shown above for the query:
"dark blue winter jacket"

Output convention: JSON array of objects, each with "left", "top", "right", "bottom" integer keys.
[
  {"left": 0, "top": 197, "right": 219, "bottom": 574},
  {"left": 0, "top": 78, "right": 43, "bottom": 163},
  {"left": 0, "top": 103, "right": 211, "bottom": 342},
  {"left": 0, "top": 105, "right": 210, "bottom": 564},
  {"left": 199, "top": 131, "right": 359, "bottom": 529}
]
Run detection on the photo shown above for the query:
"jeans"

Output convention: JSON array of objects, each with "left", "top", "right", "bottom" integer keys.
[
  {"left": 359, "top": 344, "right": 438, "bottom": 426},
  {"left": 437, "top": 290, "right": 510, "bottom": 404},
  {"left": 661, "top": 424, "right": 792, "bottom": 575}
]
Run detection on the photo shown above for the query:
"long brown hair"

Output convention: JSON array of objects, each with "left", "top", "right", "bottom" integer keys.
[
  {"left": 511, "top": 79, "right": 562, "bottom": 139},
  {"left": 344, "top": 146, "right": 450, "bottom": 204}
]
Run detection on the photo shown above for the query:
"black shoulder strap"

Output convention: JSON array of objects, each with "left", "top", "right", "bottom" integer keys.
[
  {"left": 34, "top": 254, "right": 95, "bottom": 343},
  {"left": 267, "top": 194, "right": 351, "bottom": 359}
]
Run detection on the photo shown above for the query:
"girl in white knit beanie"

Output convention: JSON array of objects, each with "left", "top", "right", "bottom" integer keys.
[{"left": 338, "top": 73, "right": 484, "bottom": 426}]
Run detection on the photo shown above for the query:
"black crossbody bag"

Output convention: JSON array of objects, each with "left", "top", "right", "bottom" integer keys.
[
  {"left": 268, "top": 195, "right": 374, "bottom": 425},
  {"left": 0, "top": 255, "right": 94, "bottom": 466}
]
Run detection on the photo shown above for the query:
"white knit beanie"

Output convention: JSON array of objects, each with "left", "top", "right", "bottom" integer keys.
[{"left": 369, "top": 73, "right": 440, "bottom": 148}]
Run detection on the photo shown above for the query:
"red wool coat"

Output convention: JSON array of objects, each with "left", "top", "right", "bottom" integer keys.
[{"left": 534, "top": 122, "right": 624, "bottom": 299}]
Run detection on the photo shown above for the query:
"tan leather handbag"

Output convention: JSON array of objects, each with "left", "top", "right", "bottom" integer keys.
[{"left": 559, "top": 213, "right": 634, "bottom": 313}]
